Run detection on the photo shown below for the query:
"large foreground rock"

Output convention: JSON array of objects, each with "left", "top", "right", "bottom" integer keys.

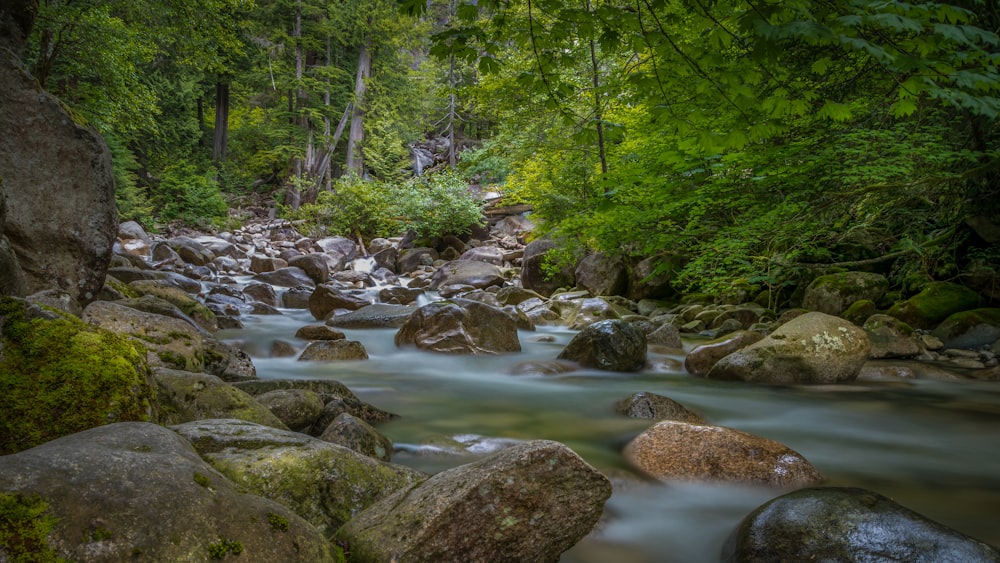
[
  {"left": 0, "top": 49, "right": 117, "bottom": 303},
  {"left": 706, "top": 312, "right": 870, "bottom": 384},
  {"left": 0, "top": 422, "right": 339, "bottom": 561},
  {"left": 624, "top": 420, "right": 822, "bottom": 487},
  {"left": 395, "top": 300, "right": 521, "bottom": 354},
  {"left": 557, "top": 319, "right": 646, "bottom": 372},
  {"left": 83, "top": 300, "right": 205, "bottom": 372},
  {"left": 336, "top": 440, "right": 611, "bottom": 562},
  {"left": 172, "top": 419, "right": 423, "bottom": 536},
  {"left": 723, "top": 487, "right": 1000, "bottom": 562}
]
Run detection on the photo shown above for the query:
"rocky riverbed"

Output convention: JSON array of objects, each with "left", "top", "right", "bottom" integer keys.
[{"left": 1, "top": 216, "right": 999, "bottom": 562}]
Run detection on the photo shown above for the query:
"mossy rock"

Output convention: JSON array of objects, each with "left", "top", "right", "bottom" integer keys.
[
  {"left": 802, "top": 272, "right": 888, "bottom": 316},
  {"left": 840, "top": 299, "right": 877, "bottom": 327},
  {"left": 0, "top": 297, "right": 157, "bottom": 455},
  {"left": 931, "top": 308, "right": 1000, "bottom": 349},
  {"left": 153, "top": 368, "right": 287, "bottom": 430},
  {"left": 129, "top": 280, "right": 218, "bottom": 333},
  {"left": 886, "top": 282, "right": 982, "bottom": 329}
]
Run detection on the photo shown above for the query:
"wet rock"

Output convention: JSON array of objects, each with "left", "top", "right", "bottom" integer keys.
[
  {"left": 129, "top": 280, "right": 218, "bottom": 332},
  {"left": 108, "top": 267, "right": 202, "bottom": 293},
  {"left": 509, "top": 360, "right": 578, "bottom": 376},
  {"left": 705, "top": 312, "right": 870, "bottom": 384},
  {"left": 378, "top": 286, "right": 424, "bottom": 305},
  {"left": 397, "top": 247, "right": 439, "bottom": 273},
  {"left": 723, "top": 487, "right": 1000, "bottom": 562},
  {"left": 252, "top": 266, "right": 316, "bottom": 288},
  {"left": 298, "top": 340, "right": 369, "bottom": 361},
  {"left": 244, "top": 281, "right": 278, "bottom": 306},
  {"left": 319, "top": 413, "right": 394, "bottom": 462},
  {"left": 931, "top": 308, "right": 1000, "bottom": 349},
  {"left": 256, "top": 389, "right": 326, "bottom": 432},
  {"left": 336, "top": 440, "right": 611, "bottom": 563},
  {"left": 646, "top": 323, "right": 682, "bottom": 348},
  {"left": 886, "top": 281, "right": 982, "bottom": 329},
  {"left": 281, "top": 286, "right": 314, "bottom": 309},
  {"left": 165, "top": 236, "right": 216, "bottom": 266},
  {"left": 575, "top": 253, "right": 628, "bottom": 297},
  {"left": 616, "top": 392, "right": 707, "bottom": 424},
  {"left": 153, "top": 368, "right": 287, "bottom": 429},
  {"left": 308, "top": 284, "right": 373, "bottom": 320},
  {"left": 0, "top": 422, "right": 338, "bottom": 561},
  {"left": 429, "top": 259, "right": 505, "bottom": 291},
  {"left": 233, "top": 379, "right": 397, "bottom": 427},
  {"left": 624, "top": 420, "right": 822, "bottom": 487},
  {"left": 496, "top": 286, "right": 545, "bottom": 306},
  {"left": 563, "top": 297, "right": 624, "bottom": 330},
  {"left": 802, "top": 271, "right": 888, "bottom": 316},
  {"left": 172, "top": 419, "right": 423, "bottom": 537},
  {"left": 83, "top": 300, "right": 205, "bottom": 372},
  {"left": 395, "top": 300, "right": 521, "bottom": 355},
  {"left": 288, "top": 253, "right": 331, "bottom": 284},
  {"left": 521, "top": 237, "right": 575, "bottom": 297},
  {"left": 863, "top": 314, "right": 921, "bottom": 358},
  {"left": 460, "top": 245, "right": 504, "bottom": 265},
  {"left": 200, "top": 337, "right": 256, "bottom": 383},
  {"left": 295, "top": 324, "right": 347, "bottom": 340},
  {"left": 269, "top": 339, "right": 299, "bottom": 357},
  {"left": 249, "top": 253, "right": 286, "bottom": 273},
  {"left": 316, "top": 236, "right": 358, "bottom": 261},
  {"left": 325, "top": 303, "right": 417, "bottom": 329},
  {"left": 557, "top": 319, "right": 647, "bottom": 372}
]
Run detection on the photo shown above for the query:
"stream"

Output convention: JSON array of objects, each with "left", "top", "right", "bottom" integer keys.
[{"left": 220, "top": 300, "right": 1000, "bottom": 562}]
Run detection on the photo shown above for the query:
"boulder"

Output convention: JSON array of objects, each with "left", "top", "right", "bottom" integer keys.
[
  {"left": 165, "top": 236, "right": 216, "bottom": 266},
  {"left": 395, "top": 300, "right": 521, "bottom": 355},
  {"left": 429, "top": 259, "right": 506, "bottom": 291},
  {"left": 298, "top": 340, "right": 369, "bottom": 361},
  {"left": 705, "top": 312, "right": 870, "bottom": 384},
  {"left": 281, "top": 286, "right": 314, "bottom": 309},
  {"left": 460, "top": 245, "right": 504, "bottom": 265},
  {"left": 252, "top": 266, "right": 316, "bottom": 288},
  {"left": 336, "top": 440, "right": 611, "bottom": 563},
  {"left": 309, "top": 284, "right": 373, "bottom": 320},
  {"left": 863, "top": 314, "right": 921, "bottom": 358},
  {"left": 931, "top": 308, "right": 1000, "bottom": 349},
  {"left": 397, "top": 247, "right": 439, "bottom": 274},
  {"left": 723, "top": 487, "right": 1000, "bottom": 562},
  {"left": 801, "top": 271, "right": 888, "bottom": 316},
  {"left": 626, "top": 254, "right": 684, "bottom": 302},
  {"left": 326, "top": 303, "right": 418, "bottom": 328},
  {"left": 316, "top": 236, "right": 358, "bottom": 261},
  {"left": 557, "top": 319, "right": 646, "bottom": 372},
  {"left": 295, "top": 324, "right": 347, "bottom": 340},
  {"left": 615, "top": 392, "right": 707, "bottom": 424},
  {"left": 646, "top": 323, "right": 683, "bottom": 348},
  {"left": 249, "top": 253, "right": 286, "bottom": 273},
  {"left": 0, "top": 422, "right": 339, "bottom": 561},
  {"left": 575, "top": 252, "right": 628, "bottom": 297},
  {"left": 288, "top": 253, "right": 331, "bottom": 284},
  {"left": 172, "top": 419, "right": 424, "bottom": 536},
  {"left": 129, "top": 280, "right": 218, "bottom": 332},
  {"left": 624, "top": 420, "right": 822, "bottom": 487},
  {"left": 243, "top": 281, "right": 279, "bottom": 307},
  {"left": 0, "top": 297, "right": 157, "bottom": 455},
  {"left": 232, "top": 379, "right": 397, "bottom": 428},
  {"left": 378, "top": 286, "right": 424, "bottom": 305},
  {"left": 319, "top": 413, "right": 394, "bottom": 462},
  {"left": 496, "top": 286, "right": 545, "bottom": 307},
  {"left": 256, "top": 389, "right": 326, "bottom": 432},
  {"left": 521, "top": 237, "right": 575, "bottom": 297},
  {"left": 562, "top": 297, "right": 623, "bottom": 330},
  {"left": 83, "top": 300, "right": 205, "bottom": 372},
  {"left": 153, "top": 368, "right": 288, "bottom": 430},
  {"left": 887, "top": 281, "right": 982, "bottom": 329},
  {"left": 109, "top": 267, "right": 202, "bottom": 293},
  {"left": 201, "top": 337, "right": 258, "bottom": 382},
  {"left": 684, "top": 330, "right": 765, "bottom": 376},
  {"left": 0, "top": 48, "right": 117, "bottom": 304}
]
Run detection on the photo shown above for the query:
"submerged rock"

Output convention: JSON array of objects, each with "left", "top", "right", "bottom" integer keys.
[
  {"left": 0, "top": 422, "right": 339, "bottom": 561},
  {"left": 336, "top": 439, "right": 611, "bottom": 562},
  {"left": 685, "top": 330, "right": 764, "bottom": 376},
  {"left": 615, "top": 392, "right": 707, "bottom": 424},
  {"left": 623, "top": 420, "right": 822, "bottom": 487},
  {"left": 723, "top": 487, "right": 1000, "bottom": 562},
  {"left": 557, "top": 319, "right": 647, "bottom": 372}
]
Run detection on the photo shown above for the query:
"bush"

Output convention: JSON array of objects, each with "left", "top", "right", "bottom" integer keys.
[{"left": 157, "top": 163, "right": 228, "bottom": 227}]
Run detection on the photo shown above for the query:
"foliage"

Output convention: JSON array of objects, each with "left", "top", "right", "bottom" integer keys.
[
  {"left": 106, "top": 133, "right": 155, "bottom": 227},
  {"left": 0, "top": 493, "right": 64, "bottom": 563},
  {"left": 284, "top": 171, "right": 484, "bottom": 239},
  {"left": 0, "top": 298, "right": 156, "bottom": 456},
  {"left": 156, "top": 164, "right": 230, "bottom": 227}
]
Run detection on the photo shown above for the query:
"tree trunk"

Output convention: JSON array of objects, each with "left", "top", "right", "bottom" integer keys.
[
  {"left": 345, "top": 43, "right": 371, "bottom": 176},
  {"left": 447, "top": 52, "right": 457, "bottom": 169},
  {"left": 212, "top": 81, "right": 229, "bottom": 163}
]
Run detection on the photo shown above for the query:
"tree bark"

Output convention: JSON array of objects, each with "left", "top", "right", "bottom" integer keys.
[
  {"left": 212, "top": 81, "right": 229, "bottom": 163},
  {"left": 345, "top": 43, "right": 371, "bottom": 176}
]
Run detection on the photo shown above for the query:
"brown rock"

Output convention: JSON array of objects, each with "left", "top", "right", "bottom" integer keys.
[{"left": 685, "top": 330, "right": 765, "bottom": 376}]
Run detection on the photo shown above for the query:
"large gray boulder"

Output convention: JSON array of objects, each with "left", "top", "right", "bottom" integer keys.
[
  {"left": 802, "top": 271, "right": 888, "bottom": 316},
  {"left": 172, "top": 419, "right": 424, "bottom": 537},
  {"left": 395, "top": 300, "right": 521, "bottom": 354},
  {"left": 521, "top": 237, "right": 575, "bottom": 297},
  {"left": 575, "top": 252, "right": 628, "bottom": 297},
  {"left": 429, "top": 259, "right": 506, "bottom": 291},
  {"left": 684, "top": 330, "right": 764, "bottom": 376},
  {"left": 153, "top": 368, "right": 288, "bottom": 430},
  {"left": 706, "top": 312, "right": 870, "bottom": 384},
  {"left": 0, "top": 422, "right": 339, "bottom": 561},
  {"left": 326, "top": 303, "right": 418, "bottom": 328},
  {"left": 309, "top": 284, "right": 373, "bottom": 320},
  {"left": 558, "top": 319, "right": 647, "bottom": 372},
  {"left": 723, "top": 487, "right": 1000, "bottom": 562},
  {"left": 0, "top": 48, "right": 117, "bottom": 304},
  {"left": 83, "top": 300, "right": 205, "bottom": 372},
  {"left": 336, "top": 440, "right": 611, "bottom": 562},
  {"left": 624, "top": 420, "right": 822, "bottom": 487},
  {"left": 232, "top": 379, "right": 397, "bottom": 429}
]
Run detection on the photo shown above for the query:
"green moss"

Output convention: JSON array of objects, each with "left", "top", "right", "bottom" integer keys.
[
  {"left": 193, "top": 472, "right": 212, "bottom": 488},
  {"left": 0, "top": 492, "right": 65, "bottom": 562},
  {"left": 157, "top": 350, "right": 188, "bottom": 369},
  {"left": 207, "top": 537, "right": 244, "bottom": 559},
  {"left": 105, "top": 278, "right": 141, "bottom": 299},
  {"left": 0, "top": 297, "right": 157, "bottom": 455},
  {"left": 267, "top": 512, "right": 289, "bottom": 532},
  {"left": 90, "top": 527, "right": 113, "bottom": 541},
  {"left": 887, "top": 282, "right": 982, "bottom": 329}
]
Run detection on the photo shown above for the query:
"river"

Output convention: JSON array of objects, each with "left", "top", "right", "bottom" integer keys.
[{"left": 220, "top": 304, "right": 1000, "bottom": 562}]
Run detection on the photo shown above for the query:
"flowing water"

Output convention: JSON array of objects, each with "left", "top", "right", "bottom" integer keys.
[{"left": 220, "top": 304, "right": 1000, "bottom": 562}]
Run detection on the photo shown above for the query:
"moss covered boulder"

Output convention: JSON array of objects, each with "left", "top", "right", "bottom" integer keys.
[
  {"left": 802, "top": 272, "right": 888, "bottom": 316},
  {"left": 83, "top": 300, "right": 204, "bottom": 372},
  {"left": 723, "top": 487, "right": 1000, "bottom": 562},
  {"left": 0, "top": 422, "right": 340, "bottom": 561},
  {"left": 172, "top": 419, "right": 424, "bottom": 537},
  {"left": 0, "top": 297, "right": 157, "bottom": 455},
  {"left": 336, "top": 440, "right": 611, "bottom": 563},
  {"left": 931, "top": 308, "right": 1000, "bottom": 349},
  {"left": 886, "top": 281, "right": 982, "bottom": 330},
  {"left": 154, "top": 368, "right": 288, "bottom": 430},
  {"left": 129, "top": 279, "right": 218, "bottom": 333}
]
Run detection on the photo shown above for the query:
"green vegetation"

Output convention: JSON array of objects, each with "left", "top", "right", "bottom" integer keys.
[
  {"left": 0, "top": 297, "right": 157, "bottom": 455},
  {"left": 207, "top": 537, "right": 244, "bottom": 559},
  {"left": 266, "top": 512, "right": 290, "bottom": 532},
  {"left": 0, "top": 493, "right": 65, "bottom": 562},
  {"left": 193, "top": 472, "right": 212, "bottom": 488}
]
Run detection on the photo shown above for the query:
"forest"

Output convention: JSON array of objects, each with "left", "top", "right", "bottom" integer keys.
[{"left": 22, "top": 0, "right": 1000, "bottom": 298}]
